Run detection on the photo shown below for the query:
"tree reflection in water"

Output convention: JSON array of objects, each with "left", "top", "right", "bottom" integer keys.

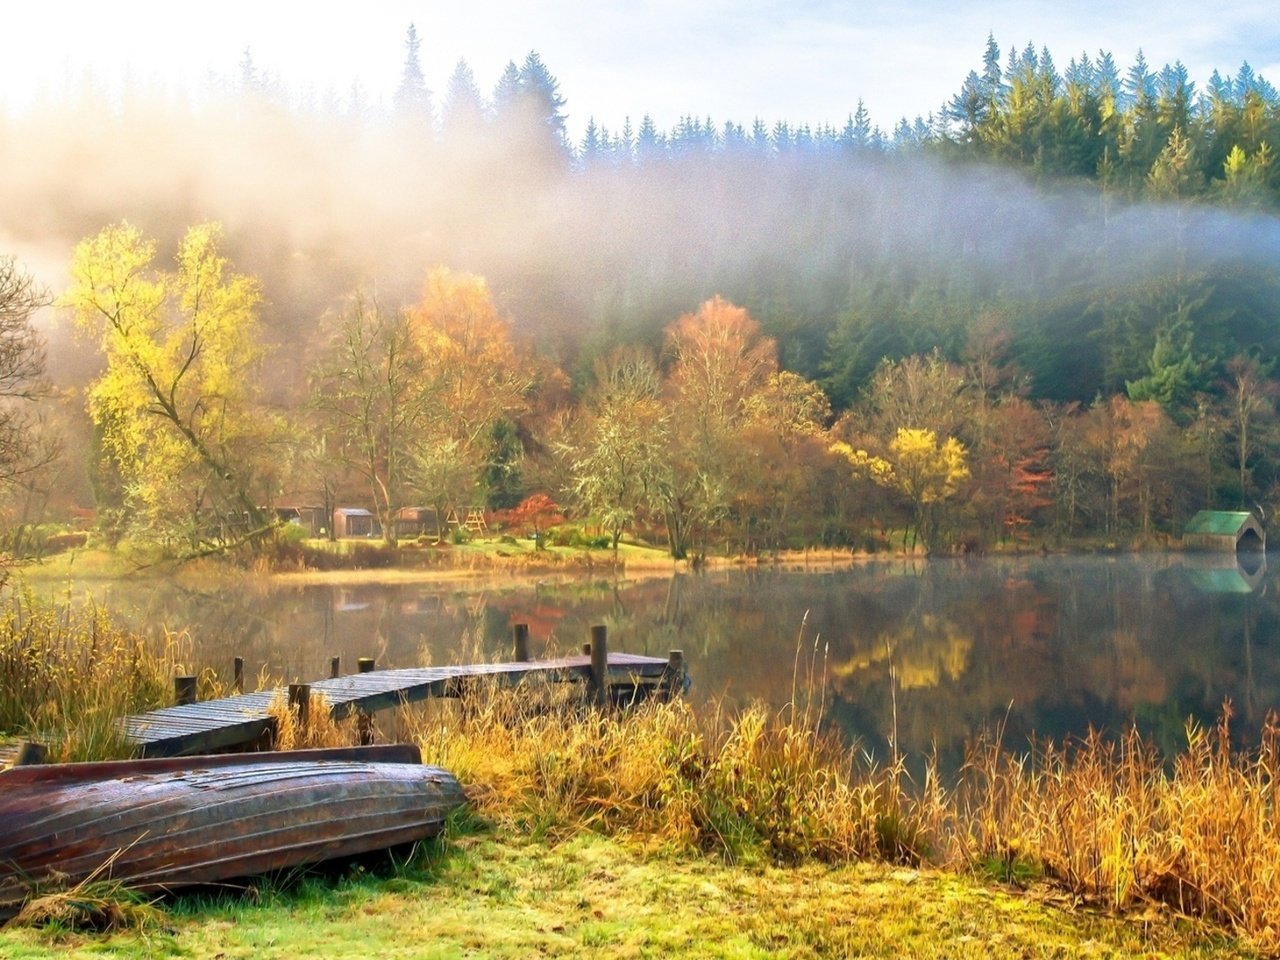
[{"left": 41, "top": 554, "right": 1280, "bottom": 772}]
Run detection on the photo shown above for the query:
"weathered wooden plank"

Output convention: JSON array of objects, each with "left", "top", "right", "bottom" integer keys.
[
  {"left": 119, "top": 652, "right": 676, "bottom": 757},
  {"left": 0, "top": 745, "right": 462, "bottom": 919}
]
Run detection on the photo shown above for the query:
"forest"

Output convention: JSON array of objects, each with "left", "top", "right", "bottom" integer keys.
[{"left": 1, "top": 28, "right": 1279, "bottom": 558}]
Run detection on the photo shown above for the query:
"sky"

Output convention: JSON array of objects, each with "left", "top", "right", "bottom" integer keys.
[{"left": 2, "top": 1, "right": 1279, "bottom": 140}]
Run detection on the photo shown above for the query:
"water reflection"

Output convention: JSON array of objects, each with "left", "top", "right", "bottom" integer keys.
[{"left": 30, "top": 555, "right": 1280, "bottom": 766}]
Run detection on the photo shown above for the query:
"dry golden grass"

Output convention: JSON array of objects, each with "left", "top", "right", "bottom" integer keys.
[
  {"left": 404, "top": 681, "right": 1280, "bottom": 954},
  {"left": 0, "top": 591, "right": 185, "bottom": 761},
  {"left": 946, "top": 705, "right": 1280, "bottom": 943},
  {"left": 264, "top": 689, "right": 361, "bottom": 750}
]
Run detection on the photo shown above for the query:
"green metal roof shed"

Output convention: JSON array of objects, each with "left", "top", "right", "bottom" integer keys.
[{"left": 1182, "top": 511, "right": 1265, "bottom": 552}]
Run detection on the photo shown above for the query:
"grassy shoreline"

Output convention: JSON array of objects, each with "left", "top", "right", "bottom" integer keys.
[{"left": 0, "top": 831, "right": 1252, "bottom": 959}]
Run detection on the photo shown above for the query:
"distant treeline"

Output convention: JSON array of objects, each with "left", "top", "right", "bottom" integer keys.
[{"left": 3, "top": 29, "right": 1279, "bottom": 550}]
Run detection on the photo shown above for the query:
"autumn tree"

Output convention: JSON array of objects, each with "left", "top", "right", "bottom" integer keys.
[
  {"left": 734, "top": 370, "right": 834, "bottom": 553},
  {"left": 571, "top": 347, "right": 668, "bottom": 551},
  {"left": 405, "top": 266, "right": 533, "bottom": 510},
  {"left": 494, "top": 492, "right": 564, "bottom": 548},
  {"left": 660, "top": 296, "right": 777, "bottom": 559},
  {"left": 864, "top": 351, "right": 972, "bottom": 441},
  {"left": 885, "top": 427, "right": 971, "bottom": 552},
  {"left": 64, "top": 222, "right": 279, "bottom": 547},
  {"left": 1083, "top": 396, "right": 1174, "bottom": 534},
  {"left": 1223, "top": 354, "right": 1277, "bottom": 506},
  {"left": 312, "top": 293, "right": 423, "bottom": 546}
]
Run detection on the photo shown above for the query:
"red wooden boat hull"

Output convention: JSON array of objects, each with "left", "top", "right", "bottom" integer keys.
[{"left": 0, "top": 745, "right": 463, "bottom": 918}]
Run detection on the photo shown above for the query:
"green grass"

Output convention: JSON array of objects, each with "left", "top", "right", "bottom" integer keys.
[{"left": 0, "top": 831, "right": 1251, "bottom": 959}]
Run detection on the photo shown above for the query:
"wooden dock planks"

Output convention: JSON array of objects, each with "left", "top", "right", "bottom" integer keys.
[{"left": 122, "top": 652, "right": 676, "bottom": 758}]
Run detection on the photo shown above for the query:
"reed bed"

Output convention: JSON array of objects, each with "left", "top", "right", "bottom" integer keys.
[
  {"left": 406, "top": 682, "right": 1280, "bottom": 953},
  {"left": 0, "top": 591, "right": 184, "bottom": 762}
]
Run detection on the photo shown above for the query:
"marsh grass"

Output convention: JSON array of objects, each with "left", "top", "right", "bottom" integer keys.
[
  {"left": 405, "top": 679, "right": 1280, "bottom": 953},
  {"left": 265, "top": 689, "right": 361, "bottom": 750},
  {"left": 0, "top": 591, "right": 184, "bottom": 761}
]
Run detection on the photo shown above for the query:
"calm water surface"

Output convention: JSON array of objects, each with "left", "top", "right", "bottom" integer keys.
[{"left": 39, "top": 553, "right": 1280, "bottom": 765}]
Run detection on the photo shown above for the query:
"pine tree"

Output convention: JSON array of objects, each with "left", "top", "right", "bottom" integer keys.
[
  {"left": 636, "top": 113, "right": 664, "bottom": 163},
  {"left": 1123, "top": 50, "right": 1156, "bottom": 112},
  {"left": 947, "top": 70, "right": 988, "bottom": 140},
  {"left": 440, "top": 59, "right": 486, "bottom": 138},
  {"left": 491, "top": 61, "right": 521, "bottom": 120},
  {"left": 1096, "top": 51, "right": 1122, "bottom": 112},
  {"left": 517, "top": 50, "right": 568, "bottom": 146},
  {"left": 618, "top": 116, "right": 635, "bottom": 163},
  {"left": 393, "top": 24, "right": 434, "bottom": 130},
  {"left": 579, "top": 116, "right": 602, "bottom": 165},
  {"left": 980, "top": 33, "right": 1004, "bottom": 108}
]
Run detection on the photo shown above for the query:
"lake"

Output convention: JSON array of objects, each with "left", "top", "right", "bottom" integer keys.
[{"left": 37, "top": 552, "right": 1280, "bottom": 766}]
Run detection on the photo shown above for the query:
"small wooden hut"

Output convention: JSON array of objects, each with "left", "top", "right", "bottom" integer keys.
[
  {"left": 1182, "top": 511, "right": 1265, "bottom": 553},
  {"left": 333, "top": 507, "right": 378, "bottom": 539}
]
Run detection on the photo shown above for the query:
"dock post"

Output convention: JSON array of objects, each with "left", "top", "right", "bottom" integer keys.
[
  {"left": 663, "top": 649, "right": 685, "bottom": 699},
  {"left": 233, "top": 657, "right": 245, "bottom": 694},
  {"left": 175, "top": 675, "right": 198, "bottom": 706},
  {"left": 513, "top": 623, "right": 530, "bottom": 662},
  {"left": 14, "top": 741, "right": 46, "bottom": 766},
  {"left": 589, "top": 625, "right": 608, "bottom": 706},
  {"left": 357, "top": 657, "right": 375, "bottom": 745},
  {"left": 288, "top": 683, "right": 311, "bottom": 728},
  {"left": 330, "top": 656, "right": 341, "bottom": 679}
]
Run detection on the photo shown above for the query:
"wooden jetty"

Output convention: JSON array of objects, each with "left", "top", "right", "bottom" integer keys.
[{"left": 120, "top": 626, "right": 685, "bottom": 758}]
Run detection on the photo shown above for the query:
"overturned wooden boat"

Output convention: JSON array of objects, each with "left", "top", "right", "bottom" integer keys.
[{"left": 0, "top": 744, "right": 463, "bottom": 919}]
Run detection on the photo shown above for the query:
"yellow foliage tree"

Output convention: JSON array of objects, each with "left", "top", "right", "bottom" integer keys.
[
  {"left": 63, "top": 222, "right": 278, "bottom": 547},
  {"left": 887, "top": 427, "right": 969, "bottom": 551}
]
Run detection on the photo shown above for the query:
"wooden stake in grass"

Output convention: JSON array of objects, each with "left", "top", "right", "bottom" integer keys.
[
  {"left": 513, "top": 623, "right": 529, "bottom": 663},
  {"left": 288, "top": 684, "right": 311, "bottom": 729},
  {"left": 174, "top": 675, "right": 197, "bottom": 706},
  {"left": 357, "top": 657, "right": 375, "bottom": 745},
  {"left": 590, "top": 625, "right": 608, "bottom": 707}
]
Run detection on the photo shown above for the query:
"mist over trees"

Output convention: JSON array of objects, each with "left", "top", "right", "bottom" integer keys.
[{"left": 4, "top": 26, "right": 1280, "bottom": 554}]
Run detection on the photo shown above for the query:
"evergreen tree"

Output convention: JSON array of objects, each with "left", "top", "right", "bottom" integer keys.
[
  {"left": 517, "top": 50, "right": 568, "bottom": 146},
  {"left": 393, "top": 24, "right": 434, "bottom": 129},
  {"left": 636, "top": 113, "right": 664, "bottom": 163},
  {"left": 579, "top": 116, "right": 602, "bottom": 165},
  {"left": 1123, "top": 50, "right": 1156, "bottom": 112},
  {"left": 947, "top": 71, "right": 988, "bottom": 140},
  {"left": 440, "top": 58, "right": 486, "bottom": 138},
  {"left": 1095, "top": 51, "right": 1122, "bottom": 111},
  {"left": 491, "top": 60, "right": 521, "bottom": 120},
  {"left": 750, "top": 117, "right": 770, "bottom": 154},
  {"left": 618, "top": 116, "right": 635, "bottom": 163},
  {"left": 980, "top": 33, "right": 1005, "bottom": 108}
]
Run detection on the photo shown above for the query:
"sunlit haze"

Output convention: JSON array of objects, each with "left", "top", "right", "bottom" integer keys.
[{"left": 3, "top": 0, "right": 1277, "bottom": 137}]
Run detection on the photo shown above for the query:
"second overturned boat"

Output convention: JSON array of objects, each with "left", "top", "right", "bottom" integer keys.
[{"left": 0, "top": 744, "right": 464, "bottom": 919}]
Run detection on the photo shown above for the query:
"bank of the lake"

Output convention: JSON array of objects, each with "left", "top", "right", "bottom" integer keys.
[{"left": 0, "top": 832, "right": 1251, "bottom": 960}]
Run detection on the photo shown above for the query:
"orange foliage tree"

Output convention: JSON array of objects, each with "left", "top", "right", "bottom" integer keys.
[{"left": 660, "top": 296, "right": 777, "bottom": 559}]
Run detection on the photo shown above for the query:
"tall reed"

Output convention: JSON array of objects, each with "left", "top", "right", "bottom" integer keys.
[
  {"left": 405, "top": 681, "right": 1280, "bottom": 952},
  {"left": 0, "top": 590, "right": 182, "bottom": 761}
]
